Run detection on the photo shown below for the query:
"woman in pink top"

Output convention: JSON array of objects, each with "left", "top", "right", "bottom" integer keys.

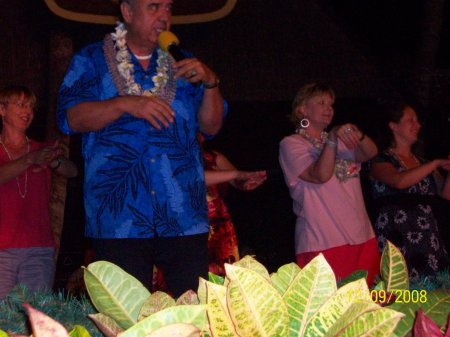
[{"left": 279, "top": 83, "right": 380, "bottom": 284}]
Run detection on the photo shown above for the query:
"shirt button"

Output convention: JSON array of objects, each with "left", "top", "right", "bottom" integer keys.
[
  {"left": 150, "top": 158, "right": 155, "bottom": 163},
  {"left": 151, "top": 190, "right": 156, "bottom": 195}
]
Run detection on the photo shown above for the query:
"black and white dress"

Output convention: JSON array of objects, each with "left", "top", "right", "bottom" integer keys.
[{"left": 370, "top": 150, "right": 449, "bottom": 281}]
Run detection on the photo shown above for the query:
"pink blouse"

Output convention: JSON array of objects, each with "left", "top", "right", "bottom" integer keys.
[{"left": 279, "top": 134, "right": 375, "bottom": 254}]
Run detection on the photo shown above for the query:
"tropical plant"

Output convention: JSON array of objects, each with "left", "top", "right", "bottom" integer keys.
[{"left": 1, "top": 241, "right": 449, "bottom": 337}]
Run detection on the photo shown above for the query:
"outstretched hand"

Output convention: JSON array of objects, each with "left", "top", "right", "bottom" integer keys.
[
  {"left": 26, "top": 140, "right": 62, "bottom": 172},
  {"left": 234, "top": 170, "right": 268, "bottom": 191}
]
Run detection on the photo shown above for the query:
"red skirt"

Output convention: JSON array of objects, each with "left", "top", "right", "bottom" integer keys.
[{"left": 296, "top": 237, "right": 380, "bottom": 286}]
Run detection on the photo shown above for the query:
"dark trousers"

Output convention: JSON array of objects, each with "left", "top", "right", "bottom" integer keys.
[{"left": 91, "top": 233, "right": 208, "bottom": 298}]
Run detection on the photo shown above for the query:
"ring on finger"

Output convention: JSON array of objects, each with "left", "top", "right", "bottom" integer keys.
[
  {"left": 344, "top": 127, "right": 352, "bottom": 134},
  {"left": 189, "top": 69, "right": 197, "bottom": 77}
]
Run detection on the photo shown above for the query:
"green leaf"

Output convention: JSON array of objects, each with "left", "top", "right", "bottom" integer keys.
[
  {"left": 0, "top": 330, "right": 9, "bottom": 337},
  {"left": 338, "top": 270, "right": 368, "bottom": 288},
  {"left": 373, "top": 281, "right": 386, "bottom": 291},
  {"left": 226, "top": 264, "right": 290, "bottom": 337},
  {"left": 233, "top": 255, "right": 271, "bottom": 282},
  {"left": 176, "top": 290, "right": 200, "bottom": 305},
  {"left": 283, "top": 254, "right": 337, "bottom": 337},
  {"left": 390, "top": 290, "right": 450, "bottom": 337},
  {"left": 206, "top": 281, "right": 237, "bottom": 337},
  {"left": 120, "top": 305, "right": 208, "bottom": 337},
  {"left": 208, "top": 272, "right": 225, "bottom": 285},
  {"left": 331, "top": 303, "right": 404, "bottom": 337},
  {"left": 138, "top": 291, "right": 176, "bottom": 321},
  {"left": 304, "top": 278, "right": 371, "bottom": 337},
  {"left": 88, "top": 313, "right": 124, "bottom": 337},
  {"left": 270, "top": 263, "right": 301, "bottom": 295},
  {"left": 198, "top": 277, "right": 207, "bottom": 304},
  {"left": 381, "top": 241, "right": 409, "bottom": 292},
  {"left": 83, "top": 261, "right": 150, "bottom": 329},
  {"left": 146, "top": 323, "right": 201, "bottom": 337},
  {"left": 69, "top": 325, "right": 92, "bottom": 337}
]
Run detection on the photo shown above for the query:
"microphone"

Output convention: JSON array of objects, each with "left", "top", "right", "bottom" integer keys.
[{"left": 158, "top": 31, "right": 185, "bottom": 61}]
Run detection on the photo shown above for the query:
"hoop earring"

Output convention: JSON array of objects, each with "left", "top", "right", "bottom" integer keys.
[{"left": 300, "top": 118, "right": 310, "bottom": 128}]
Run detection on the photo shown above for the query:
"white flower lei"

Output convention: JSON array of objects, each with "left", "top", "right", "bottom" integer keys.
[{"left": 111, "top": 22, "right": 170, "bottom": 97}]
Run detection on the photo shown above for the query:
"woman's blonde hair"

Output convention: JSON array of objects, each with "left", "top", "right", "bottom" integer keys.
[
  {"left": 288, "top": 82, "right": 335, "bottom": 127},
  {"left": 0, "top": 85, "right": 36, "bottom": 108}
]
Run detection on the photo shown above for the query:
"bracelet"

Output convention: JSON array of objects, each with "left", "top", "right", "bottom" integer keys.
[
  {"left": 49, "top": 156, "right": 63, "bottom": 170},
  {"left": 325, "top": 139, "right": 338, "bottom": 148},
  {"left": 203, "top": 77, "right": 220, "bottom": 89},
  {"left": 359, "top": 133, "right": 366, "bottom": 141}
]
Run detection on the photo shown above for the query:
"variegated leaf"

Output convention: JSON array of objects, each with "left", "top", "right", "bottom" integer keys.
[
  {"left": 304, "top": 278, "right": 370, "bottom": 337},
  {"left": 198, "top": 277, "right": 208, "bottom": 304},
  {"left": 176, "top": 289, "right": 200, "bottom": 305},
  {"left": 390, "top": 290, "right": 450, "bottom": 337},
  {"left": 138, "top": 291, "right": 176, "bottom": 321},
  {"left": 206, "top": 281, "right": 237, "bottom": 337},
  {"left": 283, "top": 254, "right": 337, "bottom": 337},
  {"left": 88, "top": 313, "right": 124, "bottom": 337},
  {"left": 270, "top": 263, "right": 301, "bottom": 295},
  {"left": 119, "top": 305, "right": 208, "bottom": 337},
  {"left": 226, "top": 264, "right": 290, "bottom": 337},
  {"left": 146, "top": 323, "right": 201, "bottom": 337},
  {"left": 23, "top": 303, "right": 70, "bottom": 337},
  {"left": 83, "top": 261, "right": 150, "bottom": 329},
  {"left": 332, "top": 304, "right": 404, "bottom": 337},
  {"left": 232, "top": 255, "right": 271, "bottom": 282},
  {"left": 381, "top": 241, "right": 409, "bottom": 292}
]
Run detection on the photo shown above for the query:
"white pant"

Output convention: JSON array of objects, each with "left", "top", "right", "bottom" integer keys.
[{"left": 0, "top": 247, "right": 55, "bottom": 299}]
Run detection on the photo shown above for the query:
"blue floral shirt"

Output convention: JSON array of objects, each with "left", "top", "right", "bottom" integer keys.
[{"left": 57, "top": 41, "right": 219, "bottom": 239}]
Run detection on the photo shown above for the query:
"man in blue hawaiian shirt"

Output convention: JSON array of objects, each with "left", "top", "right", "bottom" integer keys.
[{"left": 57, "top": 0, "right": 225, "bottom": 297}]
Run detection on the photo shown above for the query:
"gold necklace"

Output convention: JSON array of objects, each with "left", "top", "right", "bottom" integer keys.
[
  {"left": 388, "top": 148, "right": 420, "bottom": 169},
  {"left": 0, "top": 137, "right": 30, "bottom": 198}
]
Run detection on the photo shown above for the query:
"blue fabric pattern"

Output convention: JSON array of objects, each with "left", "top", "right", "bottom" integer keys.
[{"left": 57, "top": 41, "right": 216, "bottom": 238}]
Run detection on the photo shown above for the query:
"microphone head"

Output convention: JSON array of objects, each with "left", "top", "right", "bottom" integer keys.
[{"left": 158, "top": 31, "right": 180, "bottom": 52}]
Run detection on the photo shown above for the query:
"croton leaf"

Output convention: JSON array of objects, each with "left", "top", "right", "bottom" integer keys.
[
  {"left": 283, "top": 254, "right": 337, "bottom": 337},
  {"left": 176, "top": 289, "right": 200, "bottom": 305},
  {"left": 226, "top": 264, "right": 290, "bottom": 337},
  {"left": 138, "top": 291, "right": 176, "bottom": 321},
  {"left": 145, "top": 323, "right": 201, "bottom": 337},
  {"left": 390, "top": 290, "right": 450, "bottom": 337},
  {"left": 270, "top": 262, "right": 301, "bottom": 295},
  {"left": 413, "top": 308, "right": 444, "bottom": 337},
  {"left": 205, "top": 281, "right": 237, "bottom": 337},
  {"left": 330, "top": 302, "right": 404, "bottom": 337},
  {"left": 233, "top": 255, "right": 271, "bottom": 282},
  {"left": 381, "top": 241, "right": 409, "bottom": 292},
  {"left": 68, "top": 325, "right": 92, "bottom": 337},
  {"left": 83, "top": 261, "right": 151, "bottom": 329},
  {"left": 304, "top": 278, "right": 371, "bottom": 337},
  {"left": 119, "top": 305, "right": 208, "bottom": 337},
  {"left": 23, "top": 303, "right": 70, "bottom": 337},
  {"left": 88, "top": 313, "right": 124, "bottom": 337}
]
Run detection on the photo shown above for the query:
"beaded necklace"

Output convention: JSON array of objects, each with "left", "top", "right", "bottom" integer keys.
[
  {"left": 0, "top": 137, "right": 30, "bottom": 198},
  {"left": 296, "top": 128, "right": 328, "bottom": 150}
]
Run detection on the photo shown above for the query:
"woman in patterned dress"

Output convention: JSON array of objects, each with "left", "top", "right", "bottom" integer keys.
[
  {"left": 370, "top": 101, "right": 450, "bottom": 280},
  {"left": 201, "top": 137, "right": 267, "bottom": 275}
]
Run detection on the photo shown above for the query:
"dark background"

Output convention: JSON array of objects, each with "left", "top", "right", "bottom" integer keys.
[{"left": 1, "top": 0, "right": 449, "bottom": 287}]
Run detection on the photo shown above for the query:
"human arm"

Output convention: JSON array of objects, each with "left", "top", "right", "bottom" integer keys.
[
  {"left": 370, "top": 157, "right": 450, "bottom": 190},
  {"left": 48, "top": 156, "right": 78, "bottom": 178},
  {"left": 66, "top": 95, "right": 175, "bottom": 133},
  {"left": 0, "top": 144, "right": 65, "bottom": 184},
  {"left": 174, "top": 58, "right": 224, "bottom": 136},
  {"left": 205, "top": 151, "right": 267, "bottom": 191},
  {"left": 336, "top": 124, "right": 377, "bottom": 162}
]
